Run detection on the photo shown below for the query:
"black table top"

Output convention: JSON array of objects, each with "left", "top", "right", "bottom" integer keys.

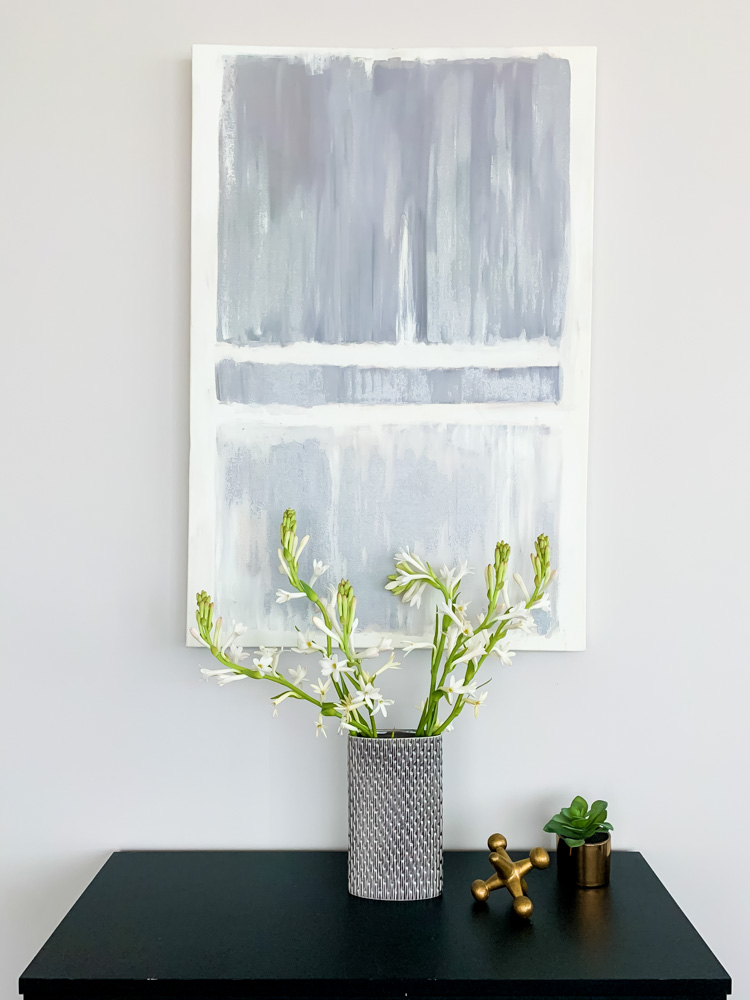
[{"left": 19, "top": 850, "right": 730, "bottom": 999}]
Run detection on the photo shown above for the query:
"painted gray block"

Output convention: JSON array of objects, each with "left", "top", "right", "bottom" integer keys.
[
  {"left": 217, "top": 54, "right": 570, "bottom": 346},
  {"left": 215, "top": 359, "right": 561, "bottom": 405}
]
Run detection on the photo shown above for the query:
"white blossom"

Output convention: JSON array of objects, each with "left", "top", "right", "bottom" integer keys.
[
  {"left": 439, "top": 561, "right": 472, "bottom": 594},
  {"left": 402, "top": 641, "right": 435, "bottom": 655},
  {"left": 374, "top": 653, "right": 400, "bottom": 676},
  {"left": 228, "top": 643, "right": 250, "bottom": 663},
  {"left": 291, "top": 631, "right": 324, "bottom": 655},
  {"left": 531, "top": 593, "right": 551, "bottom": 613},
  {"left": 491, "top": 641, "right": 516, "bottom": 667},
  {"left": 319, "top": 655, "right": 356, "bottom": 683},
  {"left": 358, "top": 681, "right": 381, "bottom": 710},
  {"left": 455, "top": 629, "right": 489, "bottom": 664},
  {"left": 276, "top": 589, "right": 305, "bottom": 604},
  {"left": 288, "top": 664, "right": 307, "bottom": 686},
  {"left": 442, "top": 602, "right": 473, "bottom": 637},
  {"left": 335, "top": 691, "right": 366, "bottom": 719},
  {"left": 466, "top": 691, "right": 489, "bottom": 718},
  {"left": 314, "top": 715, "right": 327, "bottom": 739},
  {"left": 370, "top": 690, "right": 395, "bottom": 718},
  {"left": 312, "top": 614, "right": 343, "bottom": 646},
  {"left": 252, "top": 654, "right": 276, "bottom": 676},
  {"left": 293, "top": 534, "right": 310, "bottom": 558},
  {"left": 216, "top": 673, "right": 248, "bottom": 686},
  {"left": 358, "top": 636, "right": 393, "bottom": 659},
  {"left": 189, "top": 627, "right": 210, "bottom": 647},
  {"left": 310, "top": 677, "right": 331, "bottom": 698},
  {"left": 440, "top": 673, "right": 473, "bottom": 705},
  {"left": 271, "top": 690, "right": 294, "bottom": 716},
  {"left": 444, "top": 625, "right": 459, "bottom": 656},
  {"left": 200, "top": 667, "right": 236, "bottom": 681},
  {"left": 309, "top": 559, "right": 329, "bottom": 586},
  {"left": 385, "top": 548, "right": 433, "bottom": 608},
  {"left": 220, "top": 621, "right": 247, "bottom": 653},
  {"left": 513, "top": 572, "right": 531, "bottom": 601}
]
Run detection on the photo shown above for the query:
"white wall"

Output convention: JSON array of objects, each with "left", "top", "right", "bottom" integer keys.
[{"left": 1, "top": 0, "right": 748, "bottom": 997}]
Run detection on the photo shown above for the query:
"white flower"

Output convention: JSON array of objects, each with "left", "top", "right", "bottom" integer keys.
[
  {"left": 294, "top": 534, "right": 310, "bottom": 558},
  {"left": 252, "top": 654, "right": 276, "bottom": 676},
  {"left": 466, "top": 691, "right": 489, "bottom": 718},
  {"left": 228, "top": 643, "right": 250, "bottom": 663},
  {"left": 338, "top": 718, "right": 359, "bottom": 735},
  {"left": 402, "top": 641, "right": 435, "bottom": 655},
  {"left": 394, "top": 548, "right": 431, "bottom": 575},
  {"left": 220, "top": 621, "right": 247, "bottom": 653},
  {"left": 455, "top": 629, "right": 489, "bottom": 664},
  {"left": 288, "top": 664, "right": 307, "bottom": 686},
  {"left": 271, "top": 690, "right": 294, "bottom": 716},
  {"left": 491, "top": 641, "right": 516, "bottom": 667},
  {"left": 291, "top": 630, "right": 324, "bottom": 655},
  {"left": 513, "top": 572, "right": 531, "bottom": 601},
  {"left": 358, "top": 681, "right": 380, "bottom": 710},
  {"left": 309, "top": 559, "right": 329, "bottom": 586},
  {"left": 507, "top": 606, "right": 537, "bottom": 633},
  {"left": 385, "top": 548, "right": 433, "bottom": 608},
  {"left": 439, "top": 561, "right": 472, "bottom": 594},
  {"left": 319, "top": 655, "right": 356, "bottom": 683},
  {"left": 531, "top": 592, "right": 551, "bottom": 613},
  {"left": 442, "top": 602, "right": 473, "bottom": 637},
  {"left": 216, "top": 673, "right": 248, "bottom": 686},
  {"left": 312, "top": 614, "right": 343, "bottom": 646},
  {"left": 393, "top": 578, "right": 428, "bottom": 608},
  {"left": 370, "top": 690, "right": 395, "bottom": 718},
  {"left": 276, "top": 589, "right": 305, "bottom": 604},
  {"left": 200, "top": 667, "right": 236, "bottom": 681},
  {"left": 440, "top": 673, "right": 473, "bottom": 705},
  {"left": 336, "top": 692, "right": 366, "bottom": 719},
  {"left": 189, "top": 627, "right": 210, "bottom": 647},
  {"left": 358, "top": 636, "right": 394, "bottom": 658},
  {"left": 315, "top": 715, "right": 327, "bottom": 739},
  {"left": 374, "top": 653, "right": 400, "bottom": 676},
  {"left": 310, "top": 677, "right": 331, "bottom": 698},
  {"left": 444, "top": 625, "right": 459, "bottom": 656}
]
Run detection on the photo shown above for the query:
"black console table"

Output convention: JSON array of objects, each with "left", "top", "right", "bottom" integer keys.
[{"left": 19, "top": 850, "right": 730, "bottom": 999}]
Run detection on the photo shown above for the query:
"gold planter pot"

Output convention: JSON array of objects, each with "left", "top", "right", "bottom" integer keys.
[{"left": 556, "top": 833, "right": 611, "bottom": 887}]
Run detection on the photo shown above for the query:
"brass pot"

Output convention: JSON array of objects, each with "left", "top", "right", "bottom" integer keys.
[{"left": 556, "top": 833, "right": 611, "bottom": 887}]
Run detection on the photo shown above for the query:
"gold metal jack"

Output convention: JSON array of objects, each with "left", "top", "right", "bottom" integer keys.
[{"left": 471, "top": 833, "right": 550, "bottom": 918}]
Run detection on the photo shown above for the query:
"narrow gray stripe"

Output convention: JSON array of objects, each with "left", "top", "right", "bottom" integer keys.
[{"left": 215, "top": 360, "right": 560, "bottom": 406}]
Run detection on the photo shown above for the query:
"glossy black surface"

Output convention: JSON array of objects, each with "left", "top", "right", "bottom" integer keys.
[{"left": 19, "top": 850, "right": 730, "bottom": 998}]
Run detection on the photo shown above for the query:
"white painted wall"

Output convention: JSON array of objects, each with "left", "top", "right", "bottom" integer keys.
[{"left": 1, "top": 1, "right": 748, "bottom": 998}]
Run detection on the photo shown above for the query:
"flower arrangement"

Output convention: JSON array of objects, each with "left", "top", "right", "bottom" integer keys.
[{"left": 190, "top": 508, "right": 554, "bottom": 738}]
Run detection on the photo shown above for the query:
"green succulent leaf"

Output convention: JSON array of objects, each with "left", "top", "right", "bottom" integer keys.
[
  {"left": 563, "top": 837, "right": 586, "bottom": 848},
  {"left": 570, "top": 795, "right": 588, "bottom": 816},
  {"left": 600, "top": 821, "right": 614, "bottom": 831}
]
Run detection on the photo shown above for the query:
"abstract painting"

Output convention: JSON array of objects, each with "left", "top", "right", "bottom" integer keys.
[{"left": 189, "top": 46, "right": 596, "bottom": 650}]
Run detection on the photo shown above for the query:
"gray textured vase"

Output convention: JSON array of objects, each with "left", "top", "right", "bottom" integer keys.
[{"left": 347, "top": 731, "right": 443, "bottom": 900}]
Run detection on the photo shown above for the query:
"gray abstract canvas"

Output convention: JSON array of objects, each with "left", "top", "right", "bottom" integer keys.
[{"left": 189, "top": 46, "right": 596, "bottom": 650}]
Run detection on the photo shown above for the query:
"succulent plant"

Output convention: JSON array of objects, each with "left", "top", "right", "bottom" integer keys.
[{"left": 543, "top": 796, "right": 613, "bottom": 848}]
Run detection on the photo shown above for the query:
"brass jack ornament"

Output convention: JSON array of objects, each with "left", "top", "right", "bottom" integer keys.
[{"left": 471, "top": 834, "right": 550, "bottom": 918}]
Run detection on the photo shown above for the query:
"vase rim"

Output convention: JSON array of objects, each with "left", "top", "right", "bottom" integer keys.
[{"left": 349, "top": 729, "right": 442, "bottom": 740}]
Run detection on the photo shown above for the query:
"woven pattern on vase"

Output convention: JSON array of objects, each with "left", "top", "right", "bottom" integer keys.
[{"left": 347, "top": 733, "right": 443, "bottom": 900}]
